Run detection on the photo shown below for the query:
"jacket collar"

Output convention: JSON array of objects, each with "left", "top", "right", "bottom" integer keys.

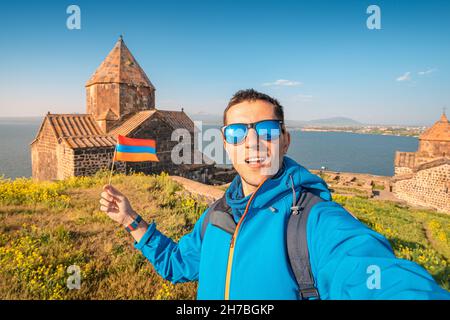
[{"left": 224, "top": 156, "right": 331, "bottom": 222}]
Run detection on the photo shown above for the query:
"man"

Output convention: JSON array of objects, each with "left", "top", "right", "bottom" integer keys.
[{"left": 100, "top": 89, "right": 449, "bottom": 300}]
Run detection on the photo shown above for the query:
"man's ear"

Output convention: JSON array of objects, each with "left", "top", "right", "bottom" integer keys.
[{"left": 283, "top": 131, "right": 291, "bottom": 154}]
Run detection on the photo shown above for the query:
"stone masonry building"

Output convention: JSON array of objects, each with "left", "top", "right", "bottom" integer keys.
[
  {"left": 31, "top": 37, "right": 216, "bottom": 183},
  {"left": 393, "top": 113, "right": 450, "bottom": 213}
]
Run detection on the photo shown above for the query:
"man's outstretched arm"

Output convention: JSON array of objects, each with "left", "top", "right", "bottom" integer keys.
[
  {"left": 308, "top": 201, "right": 450, "bottom": 300},
  {"left": 100, "top": 184, "right": 204, "bottom": 283}
]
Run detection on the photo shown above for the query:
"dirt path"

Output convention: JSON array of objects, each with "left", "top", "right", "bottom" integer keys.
[
  {"left": 372, "top": 189, "right": 402, "bottom": 202},
  {"left": 170, "top": 176, "right": 225, "bottom": 204}
]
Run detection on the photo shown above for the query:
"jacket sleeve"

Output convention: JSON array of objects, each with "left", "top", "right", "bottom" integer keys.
[
  {"left": 133, "top": 209, "right": 208, "bottom": 283},
  {"left": 307, "top": 201, "right": 450, "bottom": 300}
]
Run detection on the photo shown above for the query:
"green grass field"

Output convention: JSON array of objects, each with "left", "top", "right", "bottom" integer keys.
[{"left": 0, "top": 171, "right": 448, "bottom": 299}]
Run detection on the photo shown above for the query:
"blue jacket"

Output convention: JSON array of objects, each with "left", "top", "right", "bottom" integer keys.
[{"left": 134, "top": 156, "right": 450, "bottom": 299}]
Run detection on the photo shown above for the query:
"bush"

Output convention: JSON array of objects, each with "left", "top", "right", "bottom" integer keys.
[{"left": 0, "top": 176, "right": 70, "bottom": 208}]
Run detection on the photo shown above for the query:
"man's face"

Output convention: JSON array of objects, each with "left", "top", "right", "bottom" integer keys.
[{"left": 223, "top": 100, "right": 291, "bottom": 190}]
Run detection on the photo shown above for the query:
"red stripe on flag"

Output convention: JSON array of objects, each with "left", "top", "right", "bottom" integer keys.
[{"left": 117, "top": 135, "right": 156, "bottom": 148}]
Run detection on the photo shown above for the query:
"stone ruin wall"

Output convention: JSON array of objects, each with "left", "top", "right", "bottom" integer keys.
[{"left": 393, "top": 163, "right": 450, "bottom": 213}]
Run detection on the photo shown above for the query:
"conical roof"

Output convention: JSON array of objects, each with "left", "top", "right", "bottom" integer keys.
[
  {"left": 420, "top": 112, "right": 450, "bottom": 142},
  {"left": 85, "top": 36, "right": 155, "bottom": 89}
]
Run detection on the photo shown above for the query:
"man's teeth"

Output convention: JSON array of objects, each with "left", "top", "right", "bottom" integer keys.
[{"left": 246, "top": 157, "right": 266, "bottom": 163}]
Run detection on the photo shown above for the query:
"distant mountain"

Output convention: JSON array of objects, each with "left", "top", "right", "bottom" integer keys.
[
  {"left": 0, "top": 116, "right": 44, "bottom": 124},
  {"left": 289, "top": 117, "right": 364, "bottom": 128},
  {"left": 188, "top": 112, "right": 222, "bottom": 125},
  {"left": 188, "top": 113, "right": 364, "bottom": 127}
]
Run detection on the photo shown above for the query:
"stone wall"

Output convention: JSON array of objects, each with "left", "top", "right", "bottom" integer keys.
[
  {"left": 56, "top": 144, "right": 75, "bottom": 180},
  {"left": 119, "top": 83, "right": 155, "bottom": 116},
  {"left": 393, "top": 163, "right": 450, "bottom": 213},
  {"left": 418, "top": 140, "right": 450, "bottom": 157},
  {"left": 124, "top": 115, "right": 199, "bottom": 174},
  {"left": 86, "top": 84, "right": 120, "bottom": 120},
  {"left": 73, "top": 147, "right": 126, "bottom": 177},
  {"left": 31, "top": 120, "right": 59, "bottom": 181},
  {"left": 394, "top": 166, "right": 413, "bottom": 176},
  {"left": 394, "top": 151, "right": 416, "bottom": 169},
  {"left": 86, "top": 83, "right": 155, "bottom": 133}
]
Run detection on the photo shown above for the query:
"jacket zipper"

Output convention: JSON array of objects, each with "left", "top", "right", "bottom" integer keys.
[{"left": 224, "top": 179, "right": 267, "bottom": 300}]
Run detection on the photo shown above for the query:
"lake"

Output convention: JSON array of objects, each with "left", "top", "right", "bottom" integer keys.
[{"left": 0, "top": 118, "right": 418, "bottom": 179}]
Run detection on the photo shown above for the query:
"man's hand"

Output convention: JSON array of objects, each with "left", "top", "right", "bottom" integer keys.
[{"left": 100, "top": 184, "right": 137, "bottom": 227}]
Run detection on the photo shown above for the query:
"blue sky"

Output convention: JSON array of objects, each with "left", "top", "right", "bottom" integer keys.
[{"left": 0, "top": 0, "right": 449, "bottom": 125}]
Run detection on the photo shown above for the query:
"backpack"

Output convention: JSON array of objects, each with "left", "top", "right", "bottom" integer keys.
[{"left": 200, "top": 189, "right": 325, "bottom": 300}]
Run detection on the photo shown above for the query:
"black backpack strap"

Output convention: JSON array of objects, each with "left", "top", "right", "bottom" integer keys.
[
  {"left": 287, "top": 190, "right": 325, "bottom": 300},
  {"left": 201, "top": 196, "right": 236, "bottom": 240},
  {"left": 202, "top": 189, "right": 324, "bottom": 300}
]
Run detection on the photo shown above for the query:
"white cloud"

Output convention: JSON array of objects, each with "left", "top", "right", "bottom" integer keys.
[
  {"left": 418, "top": 68, "right": 437, "bottom": 76},
  {"left": 262, "top": 79, "right": 303, "bottom": 87},
  {"left": 396, "top": 72, "right": 411, "bottom": 82}
]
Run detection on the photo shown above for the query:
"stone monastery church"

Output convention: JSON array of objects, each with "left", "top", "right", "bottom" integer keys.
[
  {"left": 31, "top": 37, "right": 215, "bottom": 182},
  {"left": 393, "top": 112, "right": 450, "bottom": 213}
]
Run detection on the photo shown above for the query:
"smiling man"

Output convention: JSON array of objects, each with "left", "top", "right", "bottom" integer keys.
[{"left": 100, "top": 89, "right": 449, "bottom": 300}]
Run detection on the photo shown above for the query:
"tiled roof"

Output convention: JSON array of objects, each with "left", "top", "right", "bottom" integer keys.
[
  {"left": 97, "top": 108, "right": 119, "bottom": 121},
  {"left": 420, "top": 112, "right": 450, "bottom": 142},
  {"left": 85, "top": 37, "right": 155, "bottom": 89},
  {"left": 109, "top": 109, "right": 194, "bottom": 137},
  {"left": 32, "top": 113, "right": 116, "bottom": 149},
  {"left": 33, "top": 109, "right": 196, "bottom": 149},
  {"left": 61, "top": 135, "right": 116, "bottom": 149},
  {"left": 109, "top": 110, "right": 157, "bottom": 136},
  {"left": 157, "top": 110, "right": 195, "bottom": 133},
  {"left": 46, "top": 114, "right": 103, "bottom": 137}
]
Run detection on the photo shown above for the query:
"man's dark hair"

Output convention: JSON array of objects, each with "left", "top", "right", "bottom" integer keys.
[{"left": 223, "top": 89, "right": 285, "bottom": 125}]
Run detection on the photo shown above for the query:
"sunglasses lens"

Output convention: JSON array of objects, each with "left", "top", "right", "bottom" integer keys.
[
  {"left": 255, "top": 120, "right": 281, "bottom": 141},
  {"left": 224, "top": 124, "right": 247, "bottom": 144}
]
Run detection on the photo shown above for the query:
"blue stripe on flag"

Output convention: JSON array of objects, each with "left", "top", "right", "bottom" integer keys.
[{"left": 117, "top": 144, "right": 156, "bottom": 154}]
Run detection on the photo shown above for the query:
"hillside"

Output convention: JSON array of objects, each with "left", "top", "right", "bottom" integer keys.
[
  {"left": 188, "top": 113, "right": 364, "bottom": 128},
  {"left": 287, "top": 117, "right": 364, "bottom": 128},
  {"left": 0, "top": 171, "right": 448, "bottom": 299}
]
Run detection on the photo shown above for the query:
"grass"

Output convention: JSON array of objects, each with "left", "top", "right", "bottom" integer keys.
[
  {"left": 372, "top": 183, "right": 385, "bottom": 191},
  {"left": 0, "top": 171, "right": 448, "bottom": 299},
  {"left": 333, "top": 194, "right": 449, "bottom": 290},
  {"left": 0, "top": 171, "right": 203, "bottom": 299}
]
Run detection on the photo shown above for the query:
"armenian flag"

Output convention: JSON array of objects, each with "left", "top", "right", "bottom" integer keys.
[{"left": 114, "top": 135, "right": 159, "bottom": 162}]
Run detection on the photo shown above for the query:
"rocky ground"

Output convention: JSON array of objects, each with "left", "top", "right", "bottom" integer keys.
[{"left": 172, "top": 169, "right": 399, "bottom": 203}]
